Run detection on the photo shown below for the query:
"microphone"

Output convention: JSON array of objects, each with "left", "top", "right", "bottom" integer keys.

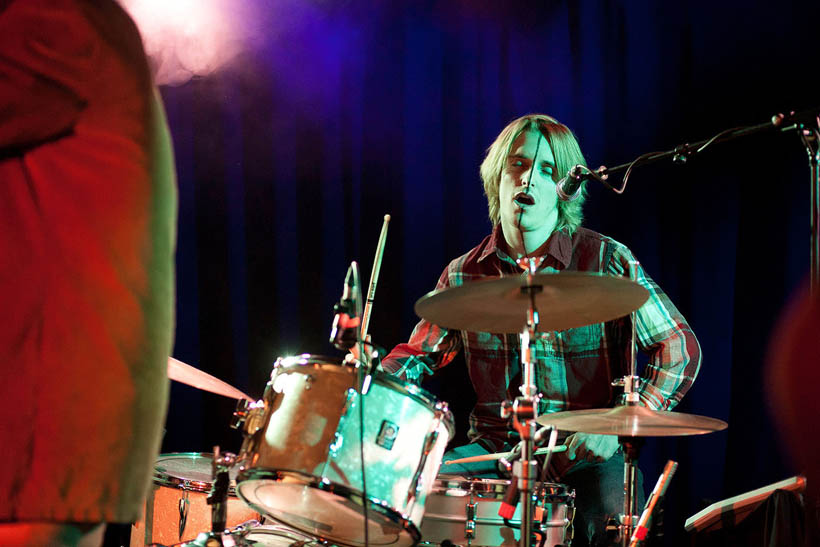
[
  {"left": 555, "top": 165, "right": 585, "bottom": 202},
  {"left": 329, "top": 263, "right": 360, "bottom": 350}
]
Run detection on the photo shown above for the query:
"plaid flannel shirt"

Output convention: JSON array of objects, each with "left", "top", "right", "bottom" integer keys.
[{"left": 382, "top": 225, "right": 701, "bottom": 450}]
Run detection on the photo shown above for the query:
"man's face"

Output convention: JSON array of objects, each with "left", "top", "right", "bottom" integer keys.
[{"left": 498, "top": 129, "right": 560, "bottom": 240}]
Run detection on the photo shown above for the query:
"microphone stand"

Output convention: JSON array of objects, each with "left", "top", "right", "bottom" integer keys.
[{"left": 565, "top": 108, "right": 820, "bottom": 292}]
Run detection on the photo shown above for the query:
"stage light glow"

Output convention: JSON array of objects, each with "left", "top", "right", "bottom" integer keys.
[{"left": 119, "top": 0, "right": 257, "bottom": 86}]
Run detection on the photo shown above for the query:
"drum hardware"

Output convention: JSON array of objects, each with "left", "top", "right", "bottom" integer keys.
[
  {"left": 494, "top": 256, "right": 553, "bottom": 547},
  {"left": 207, "top": 447, "right": 237, "bottom": 536},
  {"left": 627, "top": 460, "right": 677, "bottom": 546}
]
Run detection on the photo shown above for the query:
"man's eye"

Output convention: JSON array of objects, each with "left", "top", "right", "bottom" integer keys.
[{"left": 541, "top": 168, "right": 553, "bottom": 176}]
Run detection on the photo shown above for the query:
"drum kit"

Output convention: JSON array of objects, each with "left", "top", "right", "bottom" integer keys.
[{"left": 139, "top": 220, "right": 727, "bottom": 547}]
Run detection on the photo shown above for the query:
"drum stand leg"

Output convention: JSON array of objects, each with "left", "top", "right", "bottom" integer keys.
[
  {"left": 618, "top": 437, "right": 644, "bottom": 547},
  {"left": 504, "top": 257, "right": 545, "bottom": 547}
]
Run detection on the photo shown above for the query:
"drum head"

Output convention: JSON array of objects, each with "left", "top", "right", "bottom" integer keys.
[{"left": 238, "top": 476, "right": 417, "bottom": 547}]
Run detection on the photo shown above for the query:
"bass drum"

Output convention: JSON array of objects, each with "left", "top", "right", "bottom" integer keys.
[
  {"left": 235, "top": 355, "right": 454, "bottom": 547},
  {"left": 419, "top": 477, "right": 575, "bottom": 546},
  {"left": 130, "top": 453, "right": 259, "bottom": 546}
]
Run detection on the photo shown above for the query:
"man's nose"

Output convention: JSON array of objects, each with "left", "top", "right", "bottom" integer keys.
[{"left": 520, "top": 170, "right": 535, "bottom": 188}]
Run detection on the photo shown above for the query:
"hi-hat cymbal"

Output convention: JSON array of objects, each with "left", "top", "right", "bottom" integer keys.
[
  {"left": 414, "top": 272, "right": 649, "bottom": 333},
  {"left": 535, "top": 405, "right": 728, "bottom": 437},
  {"left": 167, "top": 357, "right": 254, "bottom": 401}
]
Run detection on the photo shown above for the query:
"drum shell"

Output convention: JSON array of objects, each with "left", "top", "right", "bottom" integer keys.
[
  {"left": 237, "top": 355, "right": 454, "bottom": 546},
  {"left": 420, "top": 478, "right": 574, "bottom": 547},
  {"left": 130, "top": 453, "right": 259, "bottom": 546}
]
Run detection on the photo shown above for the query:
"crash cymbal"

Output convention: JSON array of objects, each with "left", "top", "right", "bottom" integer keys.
[
  {"left": 535, "top": 405, "right": 728, "bottom": 437},
  {"left": 414, "top": 272, "right": 649, "bottom": 333},
  {"left": 167, "top": 357, "right": 254, "bottom": 401}
]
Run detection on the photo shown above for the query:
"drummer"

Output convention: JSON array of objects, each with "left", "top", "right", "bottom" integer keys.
[{"left": 381, "top": 114, "right": 701, "bottom": 547}]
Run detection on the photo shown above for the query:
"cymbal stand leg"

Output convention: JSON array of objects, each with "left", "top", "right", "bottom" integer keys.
[
  {"left": 506, "top": 257, "right": 544, "bottom": 547},
  {"left": 618, "top": 437, "right": 644, "bottom": 547}
]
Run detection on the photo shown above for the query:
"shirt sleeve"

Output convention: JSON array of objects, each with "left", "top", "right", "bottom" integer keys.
[
  {"left": 607, "top": 246, "right": 702, "bottom": 410},
  {"left": 0, "top": 1, "right": 91, "bottom": 151},
  {"left": 381, "top": 265, "right": 463, "bottom": 383}
]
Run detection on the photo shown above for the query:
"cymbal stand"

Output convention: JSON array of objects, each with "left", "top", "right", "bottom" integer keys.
[
  {"left": 503, "top": 257, "right": 545, "bottom": 547},
  {"left": 615, "top": 260, "right": 642, "bottom": 547}
]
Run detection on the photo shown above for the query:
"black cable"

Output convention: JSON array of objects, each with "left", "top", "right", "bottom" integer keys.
[
  {"left": 514, "top": 128, "right": 543, "bottom": 262},
  {"left": 351, "top": 262, "right": 369, "bottom": 547}
]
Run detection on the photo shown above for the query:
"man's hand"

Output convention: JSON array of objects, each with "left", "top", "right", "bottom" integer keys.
[{"left": 566, "top": 433, "right": 619, "bottom": 463}]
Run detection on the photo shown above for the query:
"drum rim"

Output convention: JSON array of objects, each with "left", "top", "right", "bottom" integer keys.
[
  {"left": 273, "top": 354, "right": 456, "bottom": 432},
  {"left": 431, "top": 477, "right": 571, "bottom": 498},
  {"left": 235, "top": 468, "right": 422, "bottom": 547},
  {"left": 244, "top": 523, "right": 318, "bottom": 543},
  {"left": 153, "top": 452, "right": 238, "bottom": 494}
]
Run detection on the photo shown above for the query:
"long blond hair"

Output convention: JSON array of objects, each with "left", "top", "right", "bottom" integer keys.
[{"left": 480, "top": 114, "right": 587, "bottom": 234}]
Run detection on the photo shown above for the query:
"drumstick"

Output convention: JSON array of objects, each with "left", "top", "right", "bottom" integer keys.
[
  {"left": 360, "top": 214, "right": 391, "bottom": 341},
  {"left": 444, "top": 444, "right": 567, "bottom": 465},
  {"left": 167, "top": 357, "right": 254, "bottom": 401}
]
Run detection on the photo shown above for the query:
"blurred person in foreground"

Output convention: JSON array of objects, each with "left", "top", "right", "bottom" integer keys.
[{"left": 0, "top": 0, "right": 176, "bottom": 544}]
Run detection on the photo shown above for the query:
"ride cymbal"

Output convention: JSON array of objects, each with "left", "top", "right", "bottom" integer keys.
[
  {"left": 535, "top": 405, "right": 728, "bottom": 437},
  {"left": 415, "top": 272, "right": 649, "bottom": 333}
]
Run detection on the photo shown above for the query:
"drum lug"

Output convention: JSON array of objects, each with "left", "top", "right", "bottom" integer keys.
[
  {"left": 230, "top": 399, "right": 251, "bottom": 430},
  {"left": 232, "top": 399, "right": 266, "bottom": 435},
  {"left": 178, "top": 489, "right": 189, "bottom": 540},
  {"left": 465, "top": 501, "right": 477, "bottom": 539},
  {"left": 407, "top": 430, "right": 439, "bottom": 506}
]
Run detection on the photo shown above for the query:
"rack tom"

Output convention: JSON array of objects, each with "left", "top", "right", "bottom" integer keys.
[{"left": 234, "top": 354, "right": 454, "bottom": 547}]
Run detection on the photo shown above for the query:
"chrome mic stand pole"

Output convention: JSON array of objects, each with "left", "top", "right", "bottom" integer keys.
[{"left": 796, "top": 116, "right": 820, "bottom": 293}]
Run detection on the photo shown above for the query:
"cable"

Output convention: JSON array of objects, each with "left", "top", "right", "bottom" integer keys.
[
  {"left": 514, "top": 128, "right": 543, "bottom": 261},
  {"left": 351, "top": 262, "right": 369, "bottom": 547}
]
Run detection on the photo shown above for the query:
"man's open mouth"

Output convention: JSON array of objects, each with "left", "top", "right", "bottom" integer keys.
[{"left": 514, "top": 192, "right": 535, "bottom": 206}]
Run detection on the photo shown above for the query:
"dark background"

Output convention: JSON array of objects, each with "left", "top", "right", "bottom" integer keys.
[{"left": 156, "top": 1, "right": 818, "bottom": 544}]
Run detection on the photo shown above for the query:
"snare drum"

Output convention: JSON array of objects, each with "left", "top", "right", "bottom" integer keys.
[
  {"left": 420, "top": 478, "right": 574, "bottom": 546},
  {"left": 130, "top": 453, "right": 259, "bottom": 546},
  {"left": 235, "top": 354, "right": 454, "bottom": 547}
]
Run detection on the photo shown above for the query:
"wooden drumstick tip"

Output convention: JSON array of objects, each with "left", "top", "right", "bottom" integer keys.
[{"left": 384, "top": 214, "right": 391, "bottom": 222}]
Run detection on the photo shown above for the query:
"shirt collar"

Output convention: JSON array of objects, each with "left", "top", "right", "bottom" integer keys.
[{"left": 479, "top": 224, "right": 572, "bottom": 269}]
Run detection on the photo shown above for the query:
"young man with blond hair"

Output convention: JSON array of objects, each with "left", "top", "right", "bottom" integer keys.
[{"left": 383, "top": 114, "right": 701, "bottom": 546}]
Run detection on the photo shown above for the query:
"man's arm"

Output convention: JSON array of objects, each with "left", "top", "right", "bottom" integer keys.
[
  {"left": 610, "top": 247, "right": 702, "bottom": 410},
  {"left": 381, "top": 266, "right": 462, "bottom": 383},
  {"left": 568, "top": 246, "right": 701, "bottom": 461}
]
